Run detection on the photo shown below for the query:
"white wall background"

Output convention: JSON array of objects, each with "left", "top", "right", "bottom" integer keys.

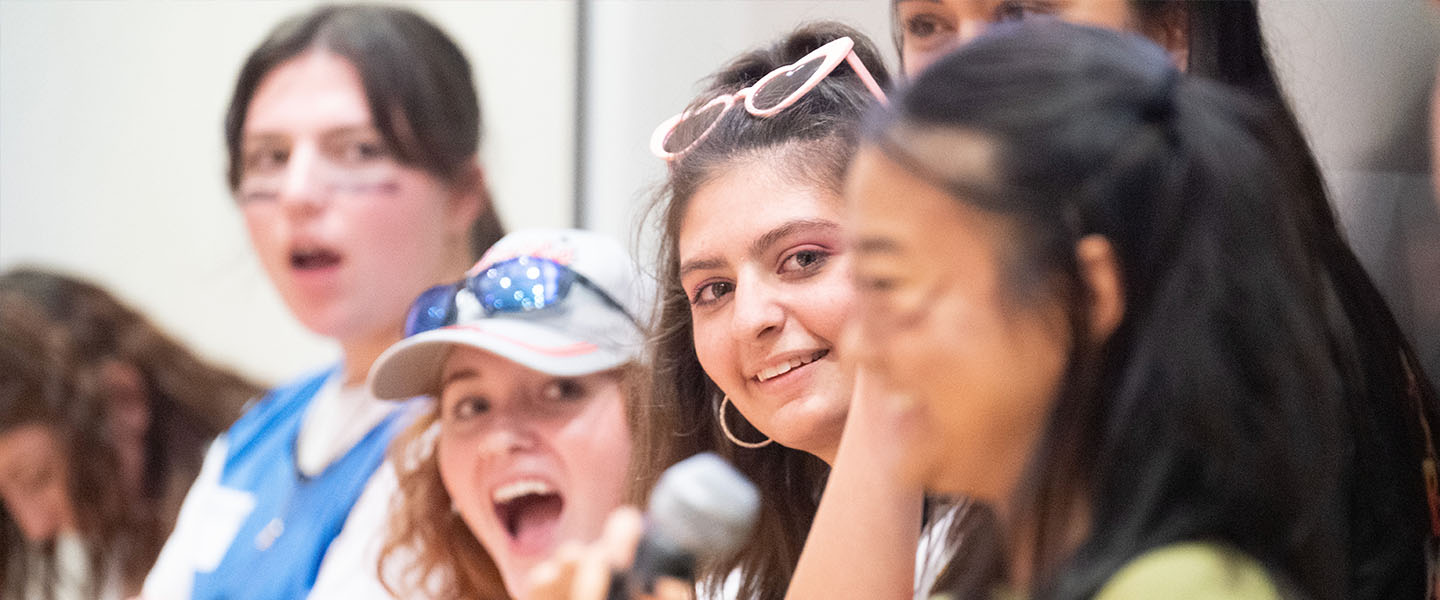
[
  {"left": 0, "top": 0, "right": 577, "bottom": 385},
  {"left": 0, "top": 0, "right": 891, "bottom": 386},
  {"left": 2, "top": 0, "right": 1436, "bottom": 385},
  {"left": 1260, "top": 0, "right": 1440, "bottom": 374},
  {"left": 579, "top": 1, "right": 892, "bottom": 252}
]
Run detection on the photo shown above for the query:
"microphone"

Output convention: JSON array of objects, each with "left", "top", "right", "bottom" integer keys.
[{"left": 609, "top": 452, "right": 761, "bottom": 599}]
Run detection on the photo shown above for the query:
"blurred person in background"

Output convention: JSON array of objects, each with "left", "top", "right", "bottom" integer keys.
[
  {"left": 140, "top": 5, "right": 504, "bottom": 599},
  {"left": 371, "top": 228, "right": 650, "bottom": 600},
  {"left": 848, "top": 20, "right": 1438, "bottom": 599},
  {"left": 892, "top": 0, "right": 1440, "bottom": 389},
  {"left": 0, "top": 268, "right": 257, "bottom": 600}
]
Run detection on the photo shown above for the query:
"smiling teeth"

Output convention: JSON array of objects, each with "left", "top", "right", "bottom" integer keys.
[
  {"left": 756, "top": 351, "right": 826, "bottom": 382},
  {"left": 493, "top": 480, "right": 555, "bottom": 504}
]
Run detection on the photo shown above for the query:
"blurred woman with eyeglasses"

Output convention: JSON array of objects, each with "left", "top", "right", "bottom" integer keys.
[{"left": 139, "top": 5, "right": 504, "bottom": 599}]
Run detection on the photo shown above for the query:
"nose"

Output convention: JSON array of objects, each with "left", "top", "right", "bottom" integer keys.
[
  {"left": 277, "top": 142, "right": 325, "bottom": 214},
  {"left": 729, "top": 270, "right": 786, "bottom": 343},
  {"left": 474, "top": 417, "right": 540, "bottom": 461},
  {"left": 956, "top": 17, "right": 987, "bottom": 45}
]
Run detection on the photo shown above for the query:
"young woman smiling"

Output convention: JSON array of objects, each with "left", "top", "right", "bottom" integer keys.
[{"left": 618, "top": 22, "right": 997, "bottom": 600}]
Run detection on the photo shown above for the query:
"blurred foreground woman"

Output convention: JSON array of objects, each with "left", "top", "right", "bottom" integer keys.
[{"left": 847, "top": 20, "right": 1438, "bottom": 600}]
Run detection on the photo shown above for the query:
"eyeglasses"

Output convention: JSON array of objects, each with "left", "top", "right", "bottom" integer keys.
[
  {"left": 404, "top": 256, "right": 638, "bottom": 337},
  {"left": 649, "top": 36, "right": 888, "bottom": 161},
  {"left": 236, "top": 130, "right": 400, "bottom": 203}
]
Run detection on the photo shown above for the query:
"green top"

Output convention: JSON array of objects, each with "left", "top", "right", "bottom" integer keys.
[
  {"left": 1094, "top": 542, "right": 1280, "bottom": 600},
  {"left": 938, "top": 542, "right": 1281, "bottom": 600}
]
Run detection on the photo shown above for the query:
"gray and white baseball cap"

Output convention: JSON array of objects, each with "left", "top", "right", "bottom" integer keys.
[{"left": 369, "top": 228, "right": 652, "bottom": 400}]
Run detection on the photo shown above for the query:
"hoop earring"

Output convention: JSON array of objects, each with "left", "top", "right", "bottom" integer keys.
[{"left": 718, "top": 396, "right": 772, "bottom": 449}]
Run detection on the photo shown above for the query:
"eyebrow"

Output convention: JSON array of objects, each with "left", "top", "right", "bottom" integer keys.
[
  {"left": 855, "top": 236, "right": 903, "bottom": 256},
  {"left": 751, "top": 219, "right": 839, "bottom": 258},
  {"left": 240, "top": 132, "right": 287, "bottom": 147},
  {"left": 320, "top": 125, "right": 382, "bottom": 141},
  {"left": 242, "top": 125, "right": 379, "bottom": 145},
  {"left": 679, "top": 218, "right": 842, "bottom": 280},
  {"left": 679, "top": 256, "right": 726, "bottom": 280},
  {"left": 440, "top": 367, "right": 479, "bottom": 390}
]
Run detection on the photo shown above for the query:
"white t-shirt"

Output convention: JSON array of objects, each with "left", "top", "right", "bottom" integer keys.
[{"left": 18, "top": 532, "right": 123, "bottom": 600}]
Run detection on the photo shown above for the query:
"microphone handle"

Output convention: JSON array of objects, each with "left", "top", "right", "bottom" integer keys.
[{"left": 604, "top": 535, "right": 696, "bottom": 600}]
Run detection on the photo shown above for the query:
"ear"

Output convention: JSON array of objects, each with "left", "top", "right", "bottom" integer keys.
[
  {"left": 1076, "top": 235, "right": 1125, "bottom": 344},
  {"left": 447, "top": 160, "right": 487, "bottom": 237},
  {"left": 1142, "top": 3, "right": 1190, "bottom": 71}
]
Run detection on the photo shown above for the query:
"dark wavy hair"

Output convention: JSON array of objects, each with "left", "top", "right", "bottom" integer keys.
[
  {"left": 869, "top": 20, "right": 1436, "bottom": 600},
  {"left": 224, "top": 3, "right": 504, "bottom": 258},
  {"left": 631, "top": 22, "right": 893, "bottom": 600},
  {"left": 0, "top": 269, "right": 258, "bottom": 598}
]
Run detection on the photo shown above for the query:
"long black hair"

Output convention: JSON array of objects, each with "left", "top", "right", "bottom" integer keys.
[{"left": 871, "top": 20, "right": 1436, "bottom": 600}]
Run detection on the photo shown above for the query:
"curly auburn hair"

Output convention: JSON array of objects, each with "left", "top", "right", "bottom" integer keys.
[{"left": 377, "top": 410, "right": 504, "bottom": 599}]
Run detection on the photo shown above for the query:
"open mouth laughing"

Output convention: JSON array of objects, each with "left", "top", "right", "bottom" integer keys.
[{"left": 491, "top": 478, "right": 565, "bottom": 555}]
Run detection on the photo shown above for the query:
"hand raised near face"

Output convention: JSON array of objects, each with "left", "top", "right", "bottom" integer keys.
[{"left": 524, "top": 507, "right": 695, "bottom": 600}]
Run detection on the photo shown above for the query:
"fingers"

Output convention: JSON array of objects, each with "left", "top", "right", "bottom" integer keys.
[
  {"left": 572, "top": 507, "right": 646, "bottom": 598},
  {"left": 524, "top": 506, "right": 646, "bottom": 600},
  {"left": 599, "top": 506, "right": 646, "bottom": 567},
  {"left": 526, "top": 541, "right": 586, "bottom": 600}
]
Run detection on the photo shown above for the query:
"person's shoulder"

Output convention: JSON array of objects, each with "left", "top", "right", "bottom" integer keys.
[
  {"left": 1095, "top": 542, "right": 1281, "bottom": 600},
  {"left": 227, "top": 367, "right": 338, "bottom": 440}
]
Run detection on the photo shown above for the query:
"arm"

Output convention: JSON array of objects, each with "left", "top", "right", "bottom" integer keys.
[{"left": 783, "top": 368, "right": 924, "bottom": 600}]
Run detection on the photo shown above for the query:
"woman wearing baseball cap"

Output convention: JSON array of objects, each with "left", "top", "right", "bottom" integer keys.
[{"left": 370, "top": 228, "right": 651, "bottom": 600}]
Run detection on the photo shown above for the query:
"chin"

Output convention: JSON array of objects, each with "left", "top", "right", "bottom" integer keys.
[
  {"left": 296, "top": 314, "right": 353, "bottom": 341},
  {"left": 769, "top": 396, "right": 848, "bottom": 453},
  {"left": 499, "top": 560, "right": 534, "bottom": 599}
]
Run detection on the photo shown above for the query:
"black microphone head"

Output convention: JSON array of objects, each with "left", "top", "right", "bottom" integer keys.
[
  {"left": 615, "top": 453, "right": 760, "bottom": 598},
  {"left": 648, "top": 452, "right": 761, "bottom": 563}
]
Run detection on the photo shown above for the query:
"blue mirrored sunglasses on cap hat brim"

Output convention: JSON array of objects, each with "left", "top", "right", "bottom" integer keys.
[{"left": 403, "top": 256, "right": 639, "bottom": 338}]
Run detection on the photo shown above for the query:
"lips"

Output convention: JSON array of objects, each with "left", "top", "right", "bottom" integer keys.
[
  {"left": 492, "top": 478, "right": 565, "bottom": 555},
  {"left": 754, "top": 349, "right": 829, "bottom": 383},
  {"left": 290, "top": 246, "right": 342, "bottom": 270}
]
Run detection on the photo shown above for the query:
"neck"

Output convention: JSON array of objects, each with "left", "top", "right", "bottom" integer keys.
[
  {"left": 339, "top": 248, "right": 474, "bottom": 388},
  {"left": 338, "top": 323, "right": 404, "bottom": 388},
  {"left": 812, "top": 441, "right": 839, "bottom": 466},
  {"left": 1003, "top": 493, "right": 1091, "bottom": 593}
]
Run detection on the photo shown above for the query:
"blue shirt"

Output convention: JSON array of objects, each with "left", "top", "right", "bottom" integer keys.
[{"left": 189, "top": 368, "right": 412, "bottom": 599}]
